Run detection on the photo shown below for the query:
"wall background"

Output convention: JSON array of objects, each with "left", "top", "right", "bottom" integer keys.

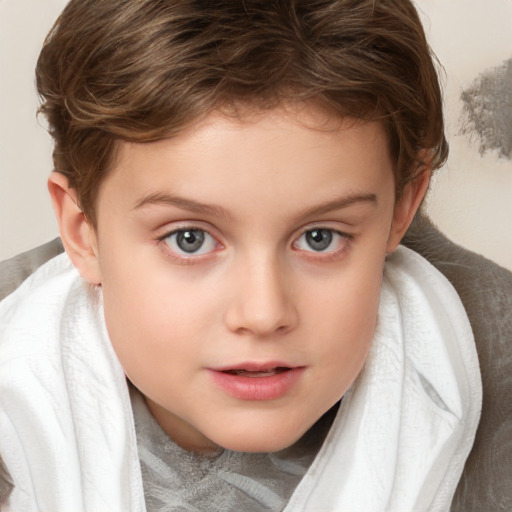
[
  {"left": 417, "top": 0, "right": 512, "bottom": 272},
  {"left": 1, "top": 0, "right": 511, "bottom": 271}
]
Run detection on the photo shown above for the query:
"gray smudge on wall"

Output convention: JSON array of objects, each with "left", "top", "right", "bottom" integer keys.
[{"left": 459, "top": 57, "right": 512, "bottom": 160}]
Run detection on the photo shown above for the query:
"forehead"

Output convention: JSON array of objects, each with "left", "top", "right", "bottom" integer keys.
[{"left": 98, "top": 106, "right": 394, "bottom": 219}]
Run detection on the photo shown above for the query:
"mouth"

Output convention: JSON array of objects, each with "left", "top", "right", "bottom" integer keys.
[
  {"left": 208, "top": 363, "right": 305, "bottom": 401},
  {"left": 221, "top": 367, "right": 291, "bottom": 378}
]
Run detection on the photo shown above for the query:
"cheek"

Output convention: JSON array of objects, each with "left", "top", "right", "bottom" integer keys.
[
  {"left": 99, "top": 260, "right": 215, "bottom": 375},
  {"left": 100, "top": 252, "right": 231, "bottom": 346},
  {"left": 304, "top": 253, "right": 384, "bottom": 367}
]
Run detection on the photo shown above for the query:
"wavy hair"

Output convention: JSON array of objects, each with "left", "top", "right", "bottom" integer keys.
[{"left": 36, "top": 0, "right": 448, "bottom": 224}]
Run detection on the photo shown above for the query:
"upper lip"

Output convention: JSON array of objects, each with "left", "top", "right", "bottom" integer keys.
[{"left": 209, "top": 361, "right": 302, "bottom": 372}]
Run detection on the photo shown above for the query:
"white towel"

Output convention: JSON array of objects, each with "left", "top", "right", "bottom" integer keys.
[
  {"left": 0, "top": 246, "right": 481, "bottom": 512},
  {"left": 284, "top": 247, "right": 482, "bottom": 511},
  {"left": 0, "top": 255, "right": 145, "bottom": 512}
]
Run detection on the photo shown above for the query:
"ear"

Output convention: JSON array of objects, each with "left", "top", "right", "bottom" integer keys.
[
  {"left": 48, "top": 172, "right": 102, "bottom": 284},
  {"left": 386, "top": 166, "right": 431, "bottom": 253}
]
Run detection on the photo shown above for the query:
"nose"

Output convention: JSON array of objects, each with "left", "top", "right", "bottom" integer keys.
[{"left": 224, "top": 253, "right": 298, "bottom": 337}]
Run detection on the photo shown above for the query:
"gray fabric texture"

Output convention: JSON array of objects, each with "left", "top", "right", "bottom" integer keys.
[
  {"left": 0, "top": 238, "right": 64, "bottom": 302},
  {"left": 0, "top": 456, "right": 13, "bottom": 508},
  {"left": 1, "top": 214, "right": 511, "bottom": 511},
  {"left": 402, "top": 214, "right": 512, "bottom": 512}
]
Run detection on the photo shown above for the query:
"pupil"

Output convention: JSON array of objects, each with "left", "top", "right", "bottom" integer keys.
[
  {"left": 177, "top": 230, "right": 205, "bottom": 253},
  {"left": 306, "top": 229, "right": 332, "bottom": 251}
]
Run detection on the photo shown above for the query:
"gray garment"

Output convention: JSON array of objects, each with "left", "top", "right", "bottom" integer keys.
[
  {"left": 130, "top": 386, "right": 336, "bottom": 512},
  {"left": 0, "top": 457, "right": 13, "bottom": 508}
]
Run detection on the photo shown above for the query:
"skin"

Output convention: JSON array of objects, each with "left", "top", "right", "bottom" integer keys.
[{"left": 49, "top": 105, "right": 430, "bottom": 454}]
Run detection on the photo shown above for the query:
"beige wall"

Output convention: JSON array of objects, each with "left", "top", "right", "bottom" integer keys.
[
  {"left": 1, "top": 0, "right": 511, "bottom": 271},
  {"left": 418, "top": 0, "right": 512, "bottom": 272},
  {"left": 0, "top": 0, "right": 64, "bottom": 261}
]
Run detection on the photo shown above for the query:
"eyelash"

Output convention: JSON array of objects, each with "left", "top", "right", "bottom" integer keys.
[{"left": 156, "top": 225, "right": 353, "bottom": 262}]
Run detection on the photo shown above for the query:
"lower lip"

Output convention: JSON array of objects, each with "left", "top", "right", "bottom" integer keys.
[{"left": 207, "top": 367, "right": 305, "bottom": 401}]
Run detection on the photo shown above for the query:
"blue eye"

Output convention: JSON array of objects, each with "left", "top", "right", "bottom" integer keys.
[
  {"left": 163, "top": 229, "right": 217, "bottom": 256},
  {"left": 295, "top": 228, "right": 346, "bottom": 253}
]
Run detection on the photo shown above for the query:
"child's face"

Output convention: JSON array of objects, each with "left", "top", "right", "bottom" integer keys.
[{"left": 88, "top": 106, "right": 410, "bottom": 453}]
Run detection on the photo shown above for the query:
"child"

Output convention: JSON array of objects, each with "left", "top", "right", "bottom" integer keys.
[{"left": 0, "top": 1, "right": 481, "bottom": 511}]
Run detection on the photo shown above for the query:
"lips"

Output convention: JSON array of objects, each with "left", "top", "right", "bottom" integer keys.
[
  {"left": 222, "top": 367, "right": 289, "bottom": 378},
  {"left": 208, "top": 363, "right": 305, "bottom": 400}
]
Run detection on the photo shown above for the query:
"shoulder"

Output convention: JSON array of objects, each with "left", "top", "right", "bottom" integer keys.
[
  {"left": 0, "top": 251, "right": 80, "bottom": 366},
  {"left": 403, "top": 215, "right": 512, "bottom": 511},
  {"left": 0, "top": 238, "right": 64, "bottom": 302}
]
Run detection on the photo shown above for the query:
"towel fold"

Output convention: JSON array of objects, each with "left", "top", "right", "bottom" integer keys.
[
  {"left": 0, "top": 255, "right": 145, "bottom": 512},
  {"left": 0, "top": 246, "right": 481, "bottom": 512}
]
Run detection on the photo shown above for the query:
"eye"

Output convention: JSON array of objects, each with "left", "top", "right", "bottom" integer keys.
[
  {"left": 163, "top": 228, "right": 217, "bottom": 256},
  {"left": 294, "top": 228, "right": 348, "bottom": 253}
]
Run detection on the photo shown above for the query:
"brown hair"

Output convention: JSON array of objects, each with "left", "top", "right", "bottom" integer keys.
[{"left": 36, "top": 0, "right": 448, "bottom": 225}]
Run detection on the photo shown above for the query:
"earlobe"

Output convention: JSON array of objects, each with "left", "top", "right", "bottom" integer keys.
[
  {"left": 48, "top": 172, "right": 102, "bottom": 284},
  {"left": 386, "top": 166, "right": 431, "bottom": 253}
]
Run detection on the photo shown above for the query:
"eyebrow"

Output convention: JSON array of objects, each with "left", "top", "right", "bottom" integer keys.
[
  {"left": 295, "top": 192, "right": 378, "bottom": 219},
  {"left": 133, "top": 191, "right": 378, "bottom": 219},
  {"left": 133, "top": 193, "right": 230, "bottom": 217}
]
